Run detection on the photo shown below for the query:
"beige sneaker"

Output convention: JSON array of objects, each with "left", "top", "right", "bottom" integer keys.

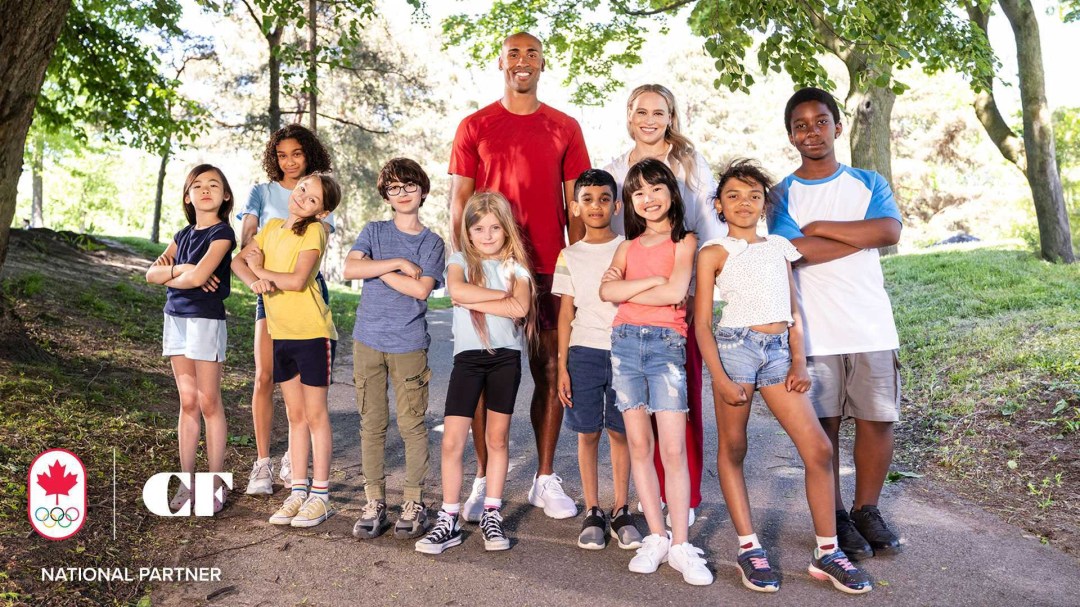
[
  {"left": 269, "top": 492, "right": 307, "bottom": 525},
  {"left": 290, "top": 495, "right": 332, "bottom": 528}
]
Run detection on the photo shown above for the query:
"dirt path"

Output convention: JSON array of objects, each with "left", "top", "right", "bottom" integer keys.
[{"left": 155, "top": 309, "right": 1080, "bottom": 607}]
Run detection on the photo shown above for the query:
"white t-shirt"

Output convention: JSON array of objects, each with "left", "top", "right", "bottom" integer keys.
[
  {"left": 551, "top": 236, "right": 624, "bottom": 350},
  {"left": 603, "top": 148, "right": 727, "bottom": 245},
  {"left": 445, "top": 252, "right": 531, "bottom": 356},
  {"left": 702, "top": 235, "right": 802, "bottom": 328},
  {"left": 767, "top": 164, "right": 903, "bottom": 356}
]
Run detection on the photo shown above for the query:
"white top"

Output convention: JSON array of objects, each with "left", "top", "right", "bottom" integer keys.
[
  {"left": 703, "top": 235, "right": 802, "bottom": 328},
  {"left": 767, "top": 164, "right": 903, "bottom": 356},
  {"left": 603, "top": 148, "right": 727, "bottom": 245},
  {"left": 445, "top": 252, "right": 531, "bottom": 355},
  {"left": 551, "top": 236, "right": 624, "bottom": 350}
]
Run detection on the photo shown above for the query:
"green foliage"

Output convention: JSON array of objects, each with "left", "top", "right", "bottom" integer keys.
[
  {"left": 441, "top": 1, "right": 996, "bottom": 104},
  {"left": 38, "top": 0, "right": 208, "bottom": 153}
]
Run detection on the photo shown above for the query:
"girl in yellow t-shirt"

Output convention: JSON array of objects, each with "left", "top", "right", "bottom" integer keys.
[{"left": 232, "top": 172, "right": 341, "bottom": 528}]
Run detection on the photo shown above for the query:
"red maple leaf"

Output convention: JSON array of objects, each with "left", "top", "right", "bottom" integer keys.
[{"left": 37, "top": 460, "right": 78, "bottom": 506}]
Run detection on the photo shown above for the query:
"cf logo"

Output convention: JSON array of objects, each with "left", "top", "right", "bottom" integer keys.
[{"left": 142, "top": 473, "right": 233, "bottom": 517}]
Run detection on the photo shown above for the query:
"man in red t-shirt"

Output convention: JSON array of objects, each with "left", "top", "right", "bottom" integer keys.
[{"left": 449, "top": 31, "right": 591, "bottom": 521}]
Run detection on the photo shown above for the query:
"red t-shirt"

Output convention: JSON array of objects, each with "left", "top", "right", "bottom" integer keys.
[{"left": 449, "top": 101, "right": 592, "bottom": 274}]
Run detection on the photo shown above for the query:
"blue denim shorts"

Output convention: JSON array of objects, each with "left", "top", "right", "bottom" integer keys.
[
  {"left": 610, "top": 324, "right": 688, "bottom": 414},
  {"left": 564, "top": 346, "right": 625, "bottom": 434},
  {"left": 715, "top": 326, "right": 791, "bottom": 388}
]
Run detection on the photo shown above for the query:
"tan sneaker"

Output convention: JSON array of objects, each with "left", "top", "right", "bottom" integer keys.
[
  {"left": 269, "top": 492, "right": 306, "bottom": 525},
  {"left": 290, "top": 495, "right": 332, "bottom": 528}
]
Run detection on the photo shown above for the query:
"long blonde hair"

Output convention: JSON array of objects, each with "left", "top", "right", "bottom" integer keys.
[
  {"left": 458, "top": 192, "right": 537, "bottom": 350},
  {"left": 626, "top": 84, "right": 701, "bottom": 193}
]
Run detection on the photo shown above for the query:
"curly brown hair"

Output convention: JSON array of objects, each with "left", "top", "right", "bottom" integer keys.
[{"left": 261, "top": 124, "right": 333, "bottom": 182}]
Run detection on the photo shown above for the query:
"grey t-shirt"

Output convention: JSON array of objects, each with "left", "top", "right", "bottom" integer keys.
[{"left": 351, "top": 220, "right": 445, "bottom": 353}]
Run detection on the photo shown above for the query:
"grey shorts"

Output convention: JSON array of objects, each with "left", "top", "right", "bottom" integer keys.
[{"left": 807, "top": 350, "right": 901, "bottom": 422}]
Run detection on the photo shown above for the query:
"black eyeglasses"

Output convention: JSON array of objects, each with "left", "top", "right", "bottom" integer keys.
[{"left": 386, "top": 183, "right": 420, "bottom": 196}]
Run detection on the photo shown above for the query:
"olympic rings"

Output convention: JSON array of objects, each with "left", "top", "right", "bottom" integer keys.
[{"left": 33, "top": 505, "right": 80, "bottom": 529}]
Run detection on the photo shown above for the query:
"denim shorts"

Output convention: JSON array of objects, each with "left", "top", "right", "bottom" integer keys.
[
  {"left": 564, "top": 346, "right": 625, "bottom": 434},
  {"left": 715, "top": 326, "right": 791, "bottom": 389},
  {"left": 610, "top": 324, "right": 688, "bottom": 414}
]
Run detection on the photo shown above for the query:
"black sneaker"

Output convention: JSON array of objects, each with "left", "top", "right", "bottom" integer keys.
[
  {"left": 836, "top": 509, "right": 873, "bottom": 560},
  {"left": 414, "top": 510, "right": 462, "bottom": 555},
  {"left": 736, "top": 548, "right": 780, "bottom": 593},
  {"left": 480, "top": 508, "right": 510, "bottom": 551},
  {"left": 808, "top": 549, "right": 872, "bottom": 594},
  {"left": 850, "top": 505, "right": 901, "bottom": 555},
  {"left": 609, "top": 505, "right": 643, "bottom": 549},
  {"left": 577, "top": 507, "right": 607, "bottom": 550}
]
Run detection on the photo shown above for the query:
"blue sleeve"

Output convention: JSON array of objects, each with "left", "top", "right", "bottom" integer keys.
[
  {"left": 323, "top": 211, "right": 338, "bottom": 234},
  {"left": 766, "top": 179, "right": 804, "bottom": 239},
  {"left": 210, "top": 224, "right": 237, "bottom": 249},
  {"left": 421, "top": 234, "right": 446, "bottom": 290},
  {"left": 351, "top": 222, "right": 374, "bottom": 257},
  {"left": 864, "top": 172, "right": 902, "bottom": 225},
  {"left": 236, "top": 184, "right": 265, "bottom": 222}
]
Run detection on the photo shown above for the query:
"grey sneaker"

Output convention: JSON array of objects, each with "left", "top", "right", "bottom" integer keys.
[
  {"left": 245, "top": 458, "right": 273, "bottom": 495},
  {"left": 279, "top": 451, "right": 292, "bottom": 482},
  {"left": 352, "top": 499, "right": 387, "bottom": 539},
  {"left": 610, "top": 505, "right": 643, "bottom": 549},
  {"left": 577, "top": 507, "right": 607, "bottom": 550},
  {"left": 394, "top": 500, "right": 428, "bottom": 539}
]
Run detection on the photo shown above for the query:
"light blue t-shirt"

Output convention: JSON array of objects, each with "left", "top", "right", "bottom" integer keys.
[
  {"left": 237, "top": 182, "right": 337, "bottom": 232},
  {"left": 446, "top": 252, "right": 531, "bottom": 356},
  {"left": 351, "top": 220, "right": 445, "bottom": 353}
]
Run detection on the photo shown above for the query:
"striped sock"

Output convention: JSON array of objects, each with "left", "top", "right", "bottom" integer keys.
[
  {"left": 310, "top": 480, "right": 329, "bottom": 502},
  {"left": 291, "top": 479, "right": 308, "bottom": 495}
]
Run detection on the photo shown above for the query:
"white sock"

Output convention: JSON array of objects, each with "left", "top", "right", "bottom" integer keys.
[
  {"left": 738, "top": 533, "right": 761, "bottom": 554},
  {"left": 483, "top": 497, "right": 502, "bottom": 510},
  {"left": 816, "top": 535, "right": 839, "bottom": 558},
  {"left": 442, "top": 502, "right": 460, "bottom": 516},
  {"left": 256, "top": 456, "right": 270, "bottom": 465}
]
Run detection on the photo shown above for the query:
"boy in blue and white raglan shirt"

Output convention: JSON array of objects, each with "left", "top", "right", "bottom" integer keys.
[{"left": 767, "top": 87, "right": 904, "bottom": 564}]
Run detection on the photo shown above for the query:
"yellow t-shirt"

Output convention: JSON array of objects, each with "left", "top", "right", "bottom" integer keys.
[{"left": 254, "top": 218, "right": 338, "bottom": 340}]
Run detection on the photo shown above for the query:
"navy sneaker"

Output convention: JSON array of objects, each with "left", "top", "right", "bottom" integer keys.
[
  {"left": 808, "top": 550, "right": 872, "bottom": 594},
  {"left": 850, "top": 505, "right": 902, "bottom": 555},
  {"left": 736, "top": 548, "right": 780, "bottom": 592}
]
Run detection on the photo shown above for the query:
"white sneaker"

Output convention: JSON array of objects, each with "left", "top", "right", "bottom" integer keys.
[
  {"left": 278, "top": 451, "right": 292, "bottom": 482},
  {"left": 666, "top": 507, "right": 696, "bottom": 528},
  {"left": 528, "top": 474, "right": 577, "bottom": 519},
  {"left": 668, "top": 542, "right": 714, "bottom": 585},
  {"left": 628, "top": 533, "right": 670, "bottom": 574},
  {"left": 245, "top": 457, "right": 273, "bottom": 495},
  {"left": 462, "top": 477, "right": 486, "bottom": 523}
]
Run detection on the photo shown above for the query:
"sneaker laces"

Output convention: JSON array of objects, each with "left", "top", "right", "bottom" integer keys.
[
  {"left": 361, "top": 500, "right": 383, "bottom": 519},
  {"left": 481, "top": 510, "right": 506, "bottom": 540},
  {"left": 400, "top": 501, "right": 422, "bottom": 522},
  {"left": 282, "top": 492, "right": 306, "bottom": 510},
  {"left": 540, "top": 474, "right": 569, "bottom": 499},
  {"left": 674, "top": 543, "right": 706, "bottom": 566},
  {"left": 298, "top": 496, "right": 328, "bottom": 518},
  {"left": 249, "top": 459, "right": 271, "bottom": 480},
  {"left": 825, "top": 551, "right": 857, "bottom": 572},
  {"left": 860, "top": 508, "right": 890, "bottom": 533},
  {"left": 425, "top": 511, "right": 455, "bottom": 542},
  {"left": 749, "top": 556, "right": 771, "bottom": 570}
]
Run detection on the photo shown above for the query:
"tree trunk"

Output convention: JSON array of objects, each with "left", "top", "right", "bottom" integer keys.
[
  {"left": 31, "top": 134, "right": 44, "bottom": 228},
  {"left": 268, "top": 27, "right": 283, "bottom": 133},
  {"left": 308, "top": 0, "right": 318, "bottom": 133},
  {"left": 999, "top": 0, "right": 1074, "bottom": 262},
  {"left": 845, "top": 64, "right": 899, "bottom": 256},
  {"left": 0, "top": 0, "right": 71, "bottom": 274},
  {"left": 151, "top": 141, "right": 171, "bottom": 243}
]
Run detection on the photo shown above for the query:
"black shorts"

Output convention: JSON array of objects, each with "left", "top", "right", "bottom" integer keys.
[
  {"left": 273, "top": 337, "right": 336, "bottom": 387},
  {"left": 444, "top": 348, "right": 521, "bottom": 417}
]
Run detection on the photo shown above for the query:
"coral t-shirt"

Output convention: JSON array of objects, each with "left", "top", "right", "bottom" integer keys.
[{"left": 449, "top": 101, "right": 592, "bottom": 274}]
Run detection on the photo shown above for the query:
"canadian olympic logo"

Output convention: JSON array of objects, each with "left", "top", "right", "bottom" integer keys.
[{"left": 28, "top": 449, "right": 87, "bottom": 540}]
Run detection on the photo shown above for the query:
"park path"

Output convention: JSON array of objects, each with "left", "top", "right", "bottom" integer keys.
[{"left": 155, "top": 309, "right": 1080, "bottom": 606}]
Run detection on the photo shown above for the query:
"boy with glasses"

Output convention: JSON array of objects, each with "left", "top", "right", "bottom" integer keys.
[{"left": 344, "top": 158, "right": 446, "bottom": 540}]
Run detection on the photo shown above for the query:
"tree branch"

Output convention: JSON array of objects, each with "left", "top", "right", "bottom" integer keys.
[
  {"left": 280, "top": 110, "right": 390, "bottom": 134},
  {"left": 614, "top": 0, "right": 695, "bottom": 17},
  {"left": 965, "top": 2, "right": 1027, "bottom": 172}
]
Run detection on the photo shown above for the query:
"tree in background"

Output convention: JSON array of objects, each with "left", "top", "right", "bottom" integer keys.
[{"left": 965, "top": 0, "right": 1075, "bottom": 263}]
